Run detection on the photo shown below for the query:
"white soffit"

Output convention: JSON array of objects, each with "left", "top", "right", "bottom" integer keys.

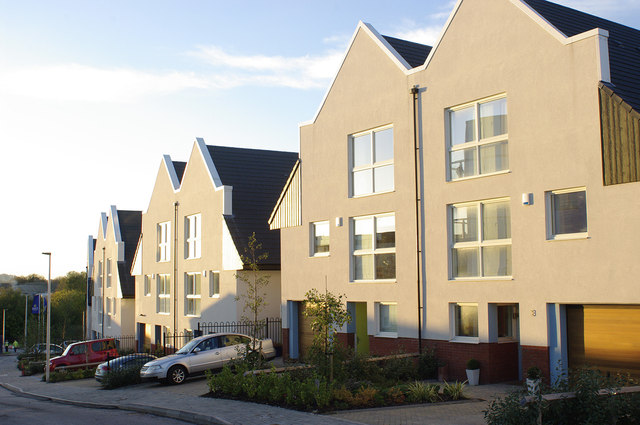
[{"left": 163, "top": 155, "right": 181, "bottom": 192}]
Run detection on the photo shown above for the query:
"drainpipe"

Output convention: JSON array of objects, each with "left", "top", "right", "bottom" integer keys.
[
  {"left": 102, "top": 246, "right": 105, "bottom": 338},
  {"left": 173, "top": 201, "right": 179, "bottom": 335},
  {"left": 411, "top": 85, "right": 423, "bottom": 355}
]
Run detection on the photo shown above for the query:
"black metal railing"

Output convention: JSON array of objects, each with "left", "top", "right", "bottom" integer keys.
[{"left": 197, "top": 318, "right": 282, "bottom": 344}]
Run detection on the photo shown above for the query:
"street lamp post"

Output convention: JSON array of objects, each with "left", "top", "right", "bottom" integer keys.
[{"left": 42, "top": 252, "right": 51, "bottom": 383}]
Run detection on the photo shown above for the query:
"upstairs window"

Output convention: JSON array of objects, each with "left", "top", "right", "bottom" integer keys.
[
  {"left": 157, "top": 221, "right": 171, "bottom": 262},
  {"left": 185, "top": 214, "right": 201, "bottom": 259},
  {"left": 351, "top": 126, "right": 394, "bottom": 196},
  {"left": 450, "top": 198, "right": 511, "bottom": 278},
  {"left": 448, "top": 96, "right": 508, "bottom": 180},
  {"left": 185, "top": 273, "right": 201, "bottom": 316},
  {"left": 157, "top": 274, "right": 170, "bottom": 314},
  {"left": 547, "top": 188, "right": 587, "bottom": 239},
  {"left": 311, "top": 221, "right": 330, "bottom": 256},
  {"left": 106, "top": 258, "right": 112, "bottom": 288},
  {"left": 209, "top": 271, "right": 220, "bottom": 298},
  {"left": 352, "top": 214, "right": 396, "bottom": 281},
  {"left": 143, "top": 275, "right": 151, "bottom": 297}
]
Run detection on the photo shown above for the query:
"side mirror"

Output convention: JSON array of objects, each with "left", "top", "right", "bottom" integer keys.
[{"left": 193, "top": 348, "right": 201, "bottom": 354}]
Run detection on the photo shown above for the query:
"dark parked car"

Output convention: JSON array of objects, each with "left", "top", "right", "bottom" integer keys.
[
  {"left": 28, "top": 343, "right": 64, "bottom": 356},
  {"left": 95, "top": 353, "right": 157, "bottom": 382}
]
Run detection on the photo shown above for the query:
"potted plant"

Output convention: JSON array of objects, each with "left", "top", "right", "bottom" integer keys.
[
  {"left": 465, "top": 358, "right": 480, "bottom": 386},
  {"left": 526, "top": 366, "right": 542, "bottom": 394}
]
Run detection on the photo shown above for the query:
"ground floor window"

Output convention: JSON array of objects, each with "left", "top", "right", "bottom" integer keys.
[{"left": 452, "top": 303, "right": 478, "bottom": 341}]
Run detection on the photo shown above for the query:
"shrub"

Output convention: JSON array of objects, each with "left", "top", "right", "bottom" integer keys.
[
  {"left": 101, "top": 365, "right": 143, "bottom": 389},
  {"left": 27, "top": 362, "right": 45, "bottom": 375},
  {"left": 443, "top": 380, "right": 466, "bottom": 400},
  {"left": 384, "top": 386, "right": 406, "bottom": 404},
  {"left": 526, "top": 366, "right": 542, "bottom": 380},
  {"left": 380, "top": 355, "right": 416, "bottom": 383},
  {"left": 417, "top": 347, "right": 440, "bottom": 379},
  {"left": 353, "top": 385, "right": 380, "bottom": 408},
  {"left": 407, "top": 381, "right": 440, "bottom": 403},
  {"left": 466, "top": 359, "right": 480, "bottom": 370},
  {"left": 47, "top": 368, "right": 94, "bottom": 383}
]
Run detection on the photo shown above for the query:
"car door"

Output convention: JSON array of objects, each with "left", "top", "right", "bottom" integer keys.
[
  {"left": 187, "top": 336, "right": 221, "bottom": 373},
  {"left": 220, "top": 335, "right": 251, "bottom": 365}
]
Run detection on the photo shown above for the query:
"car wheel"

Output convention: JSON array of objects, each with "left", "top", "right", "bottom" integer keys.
[{"left": 167, "top": 365, "right": 187, "bottom": 385}]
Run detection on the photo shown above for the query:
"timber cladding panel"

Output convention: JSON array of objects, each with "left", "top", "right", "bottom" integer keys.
[{"left": 600, "top": 83, "right": 640, "bottom": 185}]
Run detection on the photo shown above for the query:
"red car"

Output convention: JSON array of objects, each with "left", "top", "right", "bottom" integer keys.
[{"left": 49, "top": 338, "right": 118, "bottom": 372}]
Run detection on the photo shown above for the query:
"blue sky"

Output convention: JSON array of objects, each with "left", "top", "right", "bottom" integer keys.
[{"left": 1, "top": 0, "right": 639, "bottom": 277}]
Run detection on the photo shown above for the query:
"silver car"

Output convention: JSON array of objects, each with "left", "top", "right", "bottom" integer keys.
[{"left": 140, "top": 333, "right": 276, "bottom": 385}]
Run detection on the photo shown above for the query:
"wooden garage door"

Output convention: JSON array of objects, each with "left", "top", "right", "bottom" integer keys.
[
  {"left": 298, "top": 302, "right": 314, "bottom": 359},
  {"left": 567, "top": 305, "right": 640, "bottom": 378}
]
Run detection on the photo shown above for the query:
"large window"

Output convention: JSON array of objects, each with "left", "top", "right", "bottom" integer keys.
[
  {"left": 185, "top": 214, "right": 201, "bottom": 259},
  {"left": 453, "top": 303, "right": 478, "bottom": 339},
  {"left": 157, "top": 221, "right": 171, "bottom": 262},
  {"left": 311, "top": 221, "right": 330, "bottom": 256},
  {"left": 185, "top": 273, "right": 201, "bottom": 316},
  {"left": 547, "top": 188, "right": 587, "bottom": 239},
  {"left": 352, "top": 214, "right": 395, "bottom": 281},
  {"left": 106, "top": 297, "right": 112, "bottom": 327},
  {"left": 351, "top": 126, "right": 394, "bottom": 196},
  {"left": 450, "top": 199, "right": 511, "bottom": 278},
  {"left": 377, "top": 302, "right": 398, "bottom": 336},
  {"left": 448, "top": 96, "right": 508, "bottom": 180},
  {"left": 157, "top": 274, "right": 170, "bottom": 314},
  {"left": 209, "top": 271, "right": 220, "bottom": 298}
]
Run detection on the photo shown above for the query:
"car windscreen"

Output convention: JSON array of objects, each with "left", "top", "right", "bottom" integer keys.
[{"left": 175, "top": 338, "right": 200, "bottom": 354}]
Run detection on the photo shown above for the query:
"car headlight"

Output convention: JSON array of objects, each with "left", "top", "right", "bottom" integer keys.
[{"left": 145, "top": 365, "right": 163, "bottom": 372}]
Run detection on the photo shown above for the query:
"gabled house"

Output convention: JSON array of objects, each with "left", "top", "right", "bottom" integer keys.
[
  {"left": 273, "top": 0, "right": 640, "bottom": 384},
  {"left": 132, "top": 139, "right": 297, "bottom": 351},
  {"left": 87, "top": 206, "right": 141, "bottom": 339}
]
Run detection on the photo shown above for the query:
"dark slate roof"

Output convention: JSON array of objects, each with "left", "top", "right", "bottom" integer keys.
[
  {"left": 207, "top": 145, "right": 298, "bottom": 268},
  {"left": 172, "top": 161, "right": 187, "bottom": 183},
  {"left": 382, "top": 35, "right": 432, "bottom": 68},
  {"left": 524, "top": 0, "right": 640, "bottom": 111},
  {"left": 116, "top": 210, "right": 142, "bottom": 298}
]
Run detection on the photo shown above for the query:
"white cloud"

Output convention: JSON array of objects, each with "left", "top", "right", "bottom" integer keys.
[
  {"left": 394, "top": 25, "right": 443, "bottom": 46},
  {"left": 0, "top": 46, "right": 344, "bottom": 102}
]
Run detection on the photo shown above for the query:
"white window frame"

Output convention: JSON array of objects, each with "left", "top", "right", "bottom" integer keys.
[
  {"left": 450, "top": 302, "right": 479, "bottom": 343},
  {"left": 310, "top": 221, "right": 330, "bottom": 257},
  {"left": 185, "top": 214, "right": 202, "bottom": 259},
  {"left": 449, "top": 198, "right": 512, "bottom": 280},
  {"left": 143, "top": 275, "right": 151, "bottom": 297},
  {"left": 185, "top": 272, "right": 201, "bottom": 317},
  {"left": 106, "top": 258, "right": 112, "bottom": 288},
  {"left": 376, "top": 302, "right": 398, "bottom": 338},
  {"left": 157, "top": 274, "right": 170, "bottom": 314},
  {"left": 351, "top": 213, "right": 396, "bottom": 282},
  {"left": 546, "top": 187, "right": 588, "bottom": 240},
  {"left": 446, "top": 94, "right": 508, "bottom": 181},
  {"left": 349, "top": 125, "right": 394, "bottom": 197},
  {"left": 157, "top": 221, "right": 171, "bottom": 262},
  {"left": 209, "top": 271, "right": 220, "bottom": 298}
]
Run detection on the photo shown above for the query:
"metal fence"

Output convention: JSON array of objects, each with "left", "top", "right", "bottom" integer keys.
[
  {"left": 162, "top": 331, "right": 194, "bottom": 355},
  {"left": 105, "top": 334, "right": 137, "bottom": 352},
  {"left": 197, "top": 318, "right": 282, "bottom": 345}
]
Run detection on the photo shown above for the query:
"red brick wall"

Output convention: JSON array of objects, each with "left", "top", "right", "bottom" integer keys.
[
  {"left": 366, "top": 336, "right": 521, "bottom": 384},
  {"left": 521, "top": 345, "right": 550, "bottom": 383},
  {"left": 282, "top": 328, "right": 290, "bottom": 360}
]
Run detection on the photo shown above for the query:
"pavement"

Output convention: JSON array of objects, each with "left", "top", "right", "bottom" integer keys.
[{"left": 0, "top": 351, "right": 520, "bottom": 425}]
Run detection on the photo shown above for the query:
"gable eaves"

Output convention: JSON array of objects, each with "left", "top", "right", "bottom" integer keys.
[
  {"left": 130, "top": 233, "right": 142, "bottom": 276},
  {"left": 109, "top": 205, "right": 123, "bottom": 244},
  {"left": 510, "top": 0, "right": 610, "bottom": 82},
  {"left": 195, "top": 138, "right": 233, "bottom": 215},
  {"left": 300, "top": 21, "right": 413, "bottom": 128},
  {"left": 163, "top": 155, "right": 182, "bottom": 192}
]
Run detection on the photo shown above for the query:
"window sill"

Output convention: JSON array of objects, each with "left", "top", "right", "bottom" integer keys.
[
  {"left": 351, "top": 189, "right": 395, "bottom": 199},
  {"left": 209, "top": 294, "right": 220, "bottom": 299},
  {"left": 158, "top": 312, "right": 170, "bottom": 316},
  {"left": 498, "top": 338, "right": 518, "bottom": 344},
  {"left": 448, "top": 169, "right": 511, "bottom": 183},
  {"left": 350, "top": 279, "right": 397, "bottom": 284},
  {"left": 449, "top": 276, "right": 513, "bottom": 282},
  {"left": 450, "top": 336, "right": 479, "bottom": 344},
  {"left": 547, "top": 233, "right": 589, "bottom": 241},
  {"left": 376, "top": 332, "right": 398, "bottom": 339},
  {"left": 310, "top": 253, "right": 330, "bottom": 258},
  {"left": 185, "top": 256, "right": 201, "bottom": 260},
  {"left": 185, "top": 314, "right": 201, "bottom": 318}
]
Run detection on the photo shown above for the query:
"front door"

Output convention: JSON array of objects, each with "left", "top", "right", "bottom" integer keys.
[{"left": 355, "top": 302, "right": 369, "bottom": 355}]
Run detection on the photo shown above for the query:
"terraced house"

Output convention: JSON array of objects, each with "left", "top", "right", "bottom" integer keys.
[
  {"left": 272, "top": 0, "right": 640, "bottom": 384},
  {"left": 87, "top": 206, "right": 141, "bottom": 340},
  {"left": 131, "top": 139, "right": 297, "bottom": 352}
]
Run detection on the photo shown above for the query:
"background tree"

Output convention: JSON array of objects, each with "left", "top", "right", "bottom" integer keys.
[
  {"left": 55, "top": 271, "right": 86, "bottom": 292},
  {"left": 235, "top": 232, "right": 270, "bottom": 368},
  {"left": 0, "top": 287, "right": 26, "bottom": 345},
  {"left": 15, "top": 274, "right": 45, "bottom": 283},
  {"left": 51, "top": 289, "right": 85, "bottom": 340}
]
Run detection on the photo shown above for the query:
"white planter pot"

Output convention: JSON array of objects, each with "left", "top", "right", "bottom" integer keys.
[
  {"left": 526, "top": 378, "right": 541, "bottom": 395},
  {"left": 466, "top": 368, "right": 480, "bottom": 386}
]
